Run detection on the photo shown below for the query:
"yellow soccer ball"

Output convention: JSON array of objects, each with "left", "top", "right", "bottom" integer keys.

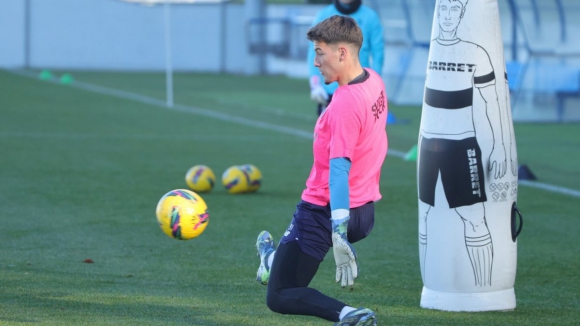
[
  {"left": 156, "top": 189, "right": 209, "bottom": 240},
  {"left": 222, "top": 166, "right": 249, "bottom": 194},
  {"left": 239, "top": 164, "right": 262, "bottom": 192},
  {"left": 185, "top": 165, "right": 216, "bottom": 193}
]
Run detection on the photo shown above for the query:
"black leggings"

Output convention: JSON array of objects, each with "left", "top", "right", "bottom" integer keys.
[{"left": 266, "top": 241, "right": 345, "bottom": 322}]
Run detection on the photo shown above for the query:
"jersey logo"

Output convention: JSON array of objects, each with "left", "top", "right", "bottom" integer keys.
[
  {"left": 429, "top": 61, "right": 476, "bottom": 72},
  {"left": 371, "top": 90, "right": 386, "bottom": 122},
  {"left": 467, "top": 148, "right": 482, "bottom": 197}
]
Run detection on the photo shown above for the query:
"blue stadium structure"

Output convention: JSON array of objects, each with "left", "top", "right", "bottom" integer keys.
[{"left": 369, "top": 0, "right": 580, "bottom": 122}]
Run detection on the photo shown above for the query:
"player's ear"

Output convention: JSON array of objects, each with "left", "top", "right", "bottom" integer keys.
[{"left": 338, "top": 46, "right": 347, "bottom": 62}]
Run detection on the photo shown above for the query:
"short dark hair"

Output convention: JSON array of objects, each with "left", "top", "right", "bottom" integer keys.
[{"left": 306, "top": 15, "right": 363, "bottom": 51}]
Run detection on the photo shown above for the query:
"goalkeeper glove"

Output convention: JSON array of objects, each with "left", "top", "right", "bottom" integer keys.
[
  {"left": 331, "top": 216, "right": 358, "bottom": 287},
  {"left": 309, "top": 75, "right": 329, "bottom": 105}
]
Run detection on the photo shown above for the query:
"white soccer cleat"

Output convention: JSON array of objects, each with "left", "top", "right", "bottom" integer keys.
[
  {"left": 255, "top": 230, "right": 276, "bottom": 285},
  {"left": 335, "top": 307, "right": 377, "bottom": 326}
]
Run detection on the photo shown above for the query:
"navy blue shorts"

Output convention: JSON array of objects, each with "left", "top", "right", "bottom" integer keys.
[{"left": 279, "top": 200, "right": 375, "bottom": 261}]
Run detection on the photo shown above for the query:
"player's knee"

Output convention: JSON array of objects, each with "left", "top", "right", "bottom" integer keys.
[{"left": 266, "top": 289, "right": 285, "bottom": 314}]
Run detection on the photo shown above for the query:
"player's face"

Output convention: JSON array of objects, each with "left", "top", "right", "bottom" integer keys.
[
  {"left": 438, "top": 0, "right": 463, "bottom": 32},
  {"left": 313, "top": 41, "right": 340, "bottom": 85}
]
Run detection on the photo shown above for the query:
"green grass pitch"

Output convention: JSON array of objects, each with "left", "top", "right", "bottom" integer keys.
[{"left": 0, "top": 69, "right": 578, "bottom": 325}]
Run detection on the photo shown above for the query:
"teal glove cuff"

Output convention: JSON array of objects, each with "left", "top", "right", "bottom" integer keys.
[{"left": 331, "top": 216, "right": 350, "bottom": 239}]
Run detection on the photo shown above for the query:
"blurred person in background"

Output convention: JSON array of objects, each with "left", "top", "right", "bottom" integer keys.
[{"left": 308, "top": 0, "right": 385, "bottom": 116}]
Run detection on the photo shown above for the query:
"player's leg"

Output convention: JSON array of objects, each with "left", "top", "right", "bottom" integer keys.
[
  {"left": 267, "top": 240, "right": 376, "bottom": 325},
  {"left": 266, "top": 240, "right": 345, "bottom": 321},
  {"left": 345, "top": 201, "right": 375, "bottom": 244},
  {"left": 455, "top": 203, "right": 493, "bottom": 286},
  {"left": 263, "top": 201, "right": 377, "bottom": 324},
  {"left": 265, "top": 201, "right": 344, "bottom": 321}
]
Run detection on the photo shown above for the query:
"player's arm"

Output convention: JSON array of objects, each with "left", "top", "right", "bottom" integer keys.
[
  {"left": 478, "top": 85, "right": 507, "bottom": 179},
  {"left": 368, "top": 11, "right": 385, "bottom": 74},
  {"left": 329, "top": 157, "right": 358, "bottom": 287}
]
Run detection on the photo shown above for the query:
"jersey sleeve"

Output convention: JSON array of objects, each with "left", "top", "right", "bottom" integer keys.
[{"left": 474, "top": 45, "right": 495, "bottom": 88}]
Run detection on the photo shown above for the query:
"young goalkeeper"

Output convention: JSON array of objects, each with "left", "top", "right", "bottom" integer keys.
[{"left": 255, "top": 15, "right": 388, "bottom": 326}]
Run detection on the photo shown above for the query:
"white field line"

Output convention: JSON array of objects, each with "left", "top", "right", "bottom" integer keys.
[
  {"left": 215, "top": 98, "right": 317, "bottom": 122},
  {"left": 6, "top": 69, "right": 579, "bottom": 198},
  {"left": 518, "top": 180, "right": 580, "bottom": 198}
]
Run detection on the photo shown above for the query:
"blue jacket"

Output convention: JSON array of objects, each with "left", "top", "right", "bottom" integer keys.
[{"left": 307, "top": 4, "right": 385, "bottom": 95}]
